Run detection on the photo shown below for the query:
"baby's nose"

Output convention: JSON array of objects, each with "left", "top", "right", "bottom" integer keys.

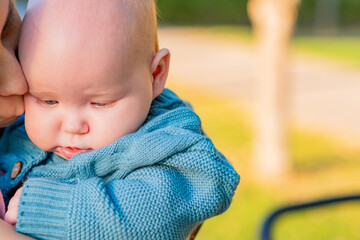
[{"left": 61, "top": 114, "right": 89, "bottom": 134}]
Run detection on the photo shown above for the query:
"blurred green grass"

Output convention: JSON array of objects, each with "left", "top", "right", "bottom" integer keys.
[
  {"left": 274, "top": 202, "right": 360, "bottom": 240},
  {"left": 292, "top": 36, "right": 360, "bottom": 68},
  {"left": 199, "top": 26, "right": 360, "bottom": 68},
  {"left": 168, "top": 83, "right": 360, "bottom": 240}
]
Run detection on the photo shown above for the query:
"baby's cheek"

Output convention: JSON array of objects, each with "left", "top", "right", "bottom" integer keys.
[{"left": 25, "top": 110, "right": 56, "bottom": 150}]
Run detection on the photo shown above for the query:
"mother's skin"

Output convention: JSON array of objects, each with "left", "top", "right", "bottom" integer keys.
[
  {"left": 0, "top": 0, "right": 35, "bottom": 239},
  {"left": 0, "top": 0, "right": 27, "bottom": 128}
]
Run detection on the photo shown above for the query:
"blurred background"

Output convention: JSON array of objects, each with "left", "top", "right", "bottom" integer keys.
[{"left": 16, "top": 0, "right": 360, "bottom": 239}]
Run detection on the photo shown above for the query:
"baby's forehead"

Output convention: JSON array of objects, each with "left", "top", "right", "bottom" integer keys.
[
  {"left": 23, "top": 0, "right": 154, "bottom": 53},
  {"left": 26, "top": 0, "right": 134, "bottom": 41},
  {"left": 19, "top": 0, "right": 158, "bottom": 90},
  {"left": 20, "top": 0, "right": 158, "bottom": 77}
]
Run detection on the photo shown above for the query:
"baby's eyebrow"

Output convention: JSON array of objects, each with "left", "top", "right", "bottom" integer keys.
[{"left": 3, "top": 0, "right": 14, "bottom": 33}]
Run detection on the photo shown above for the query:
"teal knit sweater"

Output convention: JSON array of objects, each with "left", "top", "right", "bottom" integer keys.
[{"left": 0, "top": 89, "right": 240, "bottom": 240}]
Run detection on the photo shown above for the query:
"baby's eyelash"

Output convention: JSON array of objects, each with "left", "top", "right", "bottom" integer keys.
[
  {"left": 91, "top": 102, "right": 108, "bottom": 107},
  {"left": 40, "top": 100, "right": 59, "bottom": 106},
  {"left": 91, "top": 101, "right": 116, "bottom": 108}
]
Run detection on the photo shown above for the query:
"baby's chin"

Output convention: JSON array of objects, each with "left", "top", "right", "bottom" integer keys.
[
  {"left": 32, "top": 133, "right": 130, "bottom": 160},
  {"left": 53, "top": 151, "right": 70, "bottom": 160}
]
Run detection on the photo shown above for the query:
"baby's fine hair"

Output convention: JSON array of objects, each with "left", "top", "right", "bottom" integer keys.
[{"left": 129, "top": 0, "right": 159, "bottom": 54}]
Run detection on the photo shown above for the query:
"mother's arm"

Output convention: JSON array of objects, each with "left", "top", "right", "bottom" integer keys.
[
  {"left": 0, "top": 0, "right": 28, "bottom": 128},
  {"left": 0, "top": 220, "right": 36, "bottom": 240},
  {"left": 0, "top": 1, "right": 34, "bottom": 239}
]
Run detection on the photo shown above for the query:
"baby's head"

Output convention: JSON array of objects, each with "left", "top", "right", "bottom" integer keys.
[{"left": 19, "top": 0, "right": 170, "bottom": 160}]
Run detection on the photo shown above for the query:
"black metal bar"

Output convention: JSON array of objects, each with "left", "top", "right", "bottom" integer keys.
[{"left": 261, "top": 194, "right": 360, "bottom": 240}]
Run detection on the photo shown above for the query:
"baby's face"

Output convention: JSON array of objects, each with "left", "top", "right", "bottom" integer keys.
[
  {"left": 23, "top": 61, "right": 153, "bottom": 160},
  {"left": 19, "top": 0, "right": 156, "bottom": 160},
  {"left": 23, "top": 54, "right": 154, "bottom": 160}
]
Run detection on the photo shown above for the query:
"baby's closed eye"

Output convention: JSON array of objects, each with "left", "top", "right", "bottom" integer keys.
[
  {"left": 91, "top": 101, "right": 116, "bottom": 108},
  {"left": 40, "top": 100, "right": 59, "bottom": 106},
  {"left": 91, "top": 102, "right": 107, "bottom": 107}
]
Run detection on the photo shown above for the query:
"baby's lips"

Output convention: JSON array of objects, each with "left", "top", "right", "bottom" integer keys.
[{"left": 58, "top": 146, "right": 92, "bottom": 160}]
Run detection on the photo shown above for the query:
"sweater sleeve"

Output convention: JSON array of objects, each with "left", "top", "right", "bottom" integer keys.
[
  {"left": 16, "top": 154, "right": 239, "bottom": 240},
  {"left": 15, "top": 91, "right": 240, "bottom": 240}
]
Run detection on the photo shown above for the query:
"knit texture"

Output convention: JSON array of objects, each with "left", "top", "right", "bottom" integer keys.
[{"left": 0, "top": 89, "right": 240, "bottom": 240}]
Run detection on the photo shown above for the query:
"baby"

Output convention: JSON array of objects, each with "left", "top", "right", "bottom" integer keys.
[{"left": 0, "top": 0, "right": 240, "bottom": 239}]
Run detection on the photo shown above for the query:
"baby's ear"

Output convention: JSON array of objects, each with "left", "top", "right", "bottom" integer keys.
[{"left": 150, "top": 48, "right": 170, "bottom": 99}]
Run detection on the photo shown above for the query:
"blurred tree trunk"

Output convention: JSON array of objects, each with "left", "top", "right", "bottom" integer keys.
[{"left": 248, "top": 0, "right": 299, "bottom": 180}]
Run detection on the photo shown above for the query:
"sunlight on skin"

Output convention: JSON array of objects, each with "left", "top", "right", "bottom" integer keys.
[{"left": 0, "top": 220, "right": 35, "bottom": 240}]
